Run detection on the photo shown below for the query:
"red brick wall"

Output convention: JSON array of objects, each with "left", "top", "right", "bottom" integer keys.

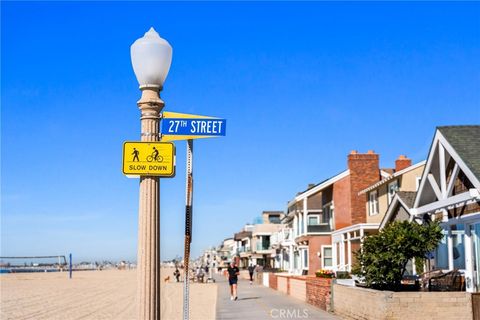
[
  {"left": 269, "top": 273, "right": 278, "bottom": 290},
  {"left": 306, "top": 276, "right": 332, "bottom": 311},
  {"left": 307, "top": 236, "right": 332, "bottom": 275},
  {"left": 333, "top": 175, "right": 351, "bottom": 230},
  {"left": 350, "top": 241, "right": 361, "bottom": 268},
  {"left": 348, "top": 152, "right": 380, "bottom": 225},
  {"left": 395, "top": 155, "right": 412, "bottom": 172}
]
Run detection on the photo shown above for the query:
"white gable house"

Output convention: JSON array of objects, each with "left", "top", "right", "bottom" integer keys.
[{"left": 412, "top": 126, "right": 480, "bottom": 292}]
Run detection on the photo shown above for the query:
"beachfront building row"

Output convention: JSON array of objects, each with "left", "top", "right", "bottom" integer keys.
[
  {"left": 233, "top": 211, "right": 284, "bottom": 269},
  {"left": 205, "top": 126, "right": 480, "bottom": 292},
  {"left": 270, "top": 151, "right": 425, "bottom": 276},
  {"left": 269, "top": 125, "right": 480, "bottom": 293}
]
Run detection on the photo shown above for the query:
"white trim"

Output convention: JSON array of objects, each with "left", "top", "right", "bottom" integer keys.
[
  {"left": 447, "top": 226, "right": 454, "bottom": 270},
  {"left": 447, "top": 163, "right": 460, "bottom": 197},
  {"left": 359, "top": 161, "right": 426, "bottom": 195},
  {"left": 414, "top": 130, "right": 480, "bottom": 209},
  {"left": 415, "top": 176, "right": 422, "bottom": 191},
  {"left": 464, "top": 223, "right": 474, "bottom": 292},
  {"left": 427, "top": 173, "right": 443, "bottom": 201},
  {"left": 439, "top": 143, "right": 447, "bottom": 198},
  {"left": 437, "top": 132, "right": 480, "bottom": 190},
  {"left": 440, "top": 211, "right": 480, "bottom": 225},
  {"left": 412, "top": 191, "right": 474, "bottom": 215},
  {"left": 414, "top": 132, "right": 440, "bottom": 208},
  {"left": 347, "top": 233, "right": 352, "bottom": 271},
  {"left": 287, "top": 170, "right": 350, "bottom": 207},
  {"left": 332, "top": 223, "right": 380, "bottom": 236},
  {"left": 303, "top": 198, "right": 308, "bottom": 236},
  {"left": 379, "top": 194, "right": 412, "bottom": 229},
  {"left": 381, "top": 170, "right": 392, "bottom": 179}
]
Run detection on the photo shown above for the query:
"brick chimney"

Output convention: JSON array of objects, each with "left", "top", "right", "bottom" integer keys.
[
  {"left": 395, "top": 155, "right": 412, "bottom": 172},
  {"left": 348, "top": 150, "right": 380, "bottom": 225}
]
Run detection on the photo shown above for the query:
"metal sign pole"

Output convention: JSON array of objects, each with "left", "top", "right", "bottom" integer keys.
[
  {"left": 183, "top": 139, "right": 193, "bottom": 320},
  {"left": 69, "top": 253, "right": 72, "bottom": 279}
]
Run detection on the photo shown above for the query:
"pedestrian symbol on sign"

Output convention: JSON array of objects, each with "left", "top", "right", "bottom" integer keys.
[{"left": 132, "top": 148, "right": 140, "bottom": 162}]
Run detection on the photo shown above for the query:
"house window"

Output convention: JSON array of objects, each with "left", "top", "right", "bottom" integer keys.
[
  {"left": 322, "top": 246, "right": 333, "bottom": 268},
  {"left": 388, "top": 180, "right": 399, "bottom": 204},
  {"left": 269, "top": 215, "right": 281, "bottom": 224},
  {"left": 302, "top": 249, "right": 309, "bottom": 269},
  {"left": 308, "top": 215, "right": 319, "bottom": 225},
  {"left": 369, "top": 191, "right": 379, "bottom": 215}
]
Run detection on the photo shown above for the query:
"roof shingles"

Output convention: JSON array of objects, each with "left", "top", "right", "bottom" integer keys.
[{"left": 438, "top": 125, "right": 480, "bottom": 181}]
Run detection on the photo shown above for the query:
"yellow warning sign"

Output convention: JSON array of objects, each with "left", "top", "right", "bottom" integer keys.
[{"left": 123, "top": 142, "right": 175, "bottom": 177}]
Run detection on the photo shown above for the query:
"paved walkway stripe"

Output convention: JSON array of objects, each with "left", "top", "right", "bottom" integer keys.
[{"left": 214, "top": 274, "right": 340, "bottom": 320}]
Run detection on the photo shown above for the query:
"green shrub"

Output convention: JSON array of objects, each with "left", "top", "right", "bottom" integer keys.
[{"left": 352, "top": 220, "right": 442, "bottom": 291}]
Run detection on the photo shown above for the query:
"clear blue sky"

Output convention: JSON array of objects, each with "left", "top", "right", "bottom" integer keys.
[{"left": 1, "top": 2, "right": 479, "bottom": 262}]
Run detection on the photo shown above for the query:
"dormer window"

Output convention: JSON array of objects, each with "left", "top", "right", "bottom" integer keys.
[
  {"left": 369, "top": 190, "right": 379, "bottom": 216},
  {"left": 387, "top": 180, "right": 399, "bottom": 204}
]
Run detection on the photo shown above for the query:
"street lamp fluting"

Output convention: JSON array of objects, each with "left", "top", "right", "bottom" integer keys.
[{"left": 131, "top": 27, "right": 172, "bottom": 320}]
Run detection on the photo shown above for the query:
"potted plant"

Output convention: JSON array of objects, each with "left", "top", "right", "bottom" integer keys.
[{"left": 315, "top": 269, "right": 334, "bottom": 278}]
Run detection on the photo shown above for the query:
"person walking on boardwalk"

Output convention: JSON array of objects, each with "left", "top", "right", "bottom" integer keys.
[
  {"left": 173, "top": 268, "right": 180, "bottom": 282},
  {"left": 226, "top": 261, "right": 240, "bottom": 301},
  {"left": 132, "top": 148, "right": 140, "bottom": 162},
  {"left": 248, "top": 264, "right": 255, "bottom": 285}
]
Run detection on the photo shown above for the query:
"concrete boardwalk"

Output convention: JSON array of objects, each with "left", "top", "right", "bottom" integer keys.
[{"left": 215, "top": 274, "right": 339, "bottom": 320}]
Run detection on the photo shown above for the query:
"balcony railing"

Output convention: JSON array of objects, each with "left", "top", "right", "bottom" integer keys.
[
  {"left": 256, "top": 243, "right": 271, "bottom": 251},
  {"left": 307, "top": 224, "right": 331, "bottom": 233},
  {"left": 237, "top": 246, "right": 251, "bottom": 253}
]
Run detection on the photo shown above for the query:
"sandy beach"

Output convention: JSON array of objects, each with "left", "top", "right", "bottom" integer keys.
[{"left": 0, "top": 268, "right": 217, "bottom": 320}]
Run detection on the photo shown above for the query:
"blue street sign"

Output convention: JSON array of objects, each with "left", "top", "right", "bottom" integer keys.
[
  {"left": 162, "top": 118, "right": 226, "bottom": 136},
  {"left": 161, "top": 112, "right": 227, "bottom": 141}
]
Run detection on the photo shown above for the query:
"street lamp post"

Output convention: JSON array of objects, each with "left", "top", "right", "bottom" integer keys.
[{"left": 131, "top": 27, "right": 172, "bottom": 320}]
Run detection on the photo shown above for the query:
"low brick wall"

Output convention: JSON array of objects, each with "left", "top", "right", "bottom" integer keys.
[
  {"left": 333, "top": 284, "right": 473, "bottom": 320},
  {"left": 269, "top": 273, "right": 278, "bottom": 290},
  {"left": 306, "top": 276, "right": 332, "bottom": 312},
  {"left": 289, "top": 276, "right": 307, "bottom": 302},
  {"left": 277, "top": 275, "right": 288, "bottom": 294}
]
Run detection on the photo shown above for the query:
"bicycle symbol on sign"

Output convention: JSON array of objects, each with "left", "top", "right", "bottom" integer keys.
[{"left": 146, "top": 147, "right": 163, "bottom": 163}]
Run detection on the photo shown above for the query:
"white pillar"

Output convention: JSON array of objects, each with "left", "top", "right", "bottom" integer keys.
[
  {"left": 447, "top": 226, "right": 454, "bottom": 270},
  {"left": 293, "top": 215, "right": 298, "bottom": 238},
  {"left": 289, "top": 245, "right": 294, "bottom": 274},
  {"left": 303, "top": 198, "right": 308, "bottom": 235},
  {"left": 464, "top": 224, "right": 474, "bottom": 292},
  {"left": 347, "top": 233, "right": 352, "bottom": 272},
  {"left": 332, "top": 242, "right": 337, "bottom": 271},
  {"left": 340, "top": 234, "right": 345, "bottom": 270}
]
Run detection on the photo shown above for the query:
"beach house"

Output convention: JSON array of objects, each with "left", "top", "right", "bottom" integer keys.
[
  {"left": 280, "top": 151, "right": 384, "bottom": 275},
  {"left": 332, "top": 156, "right": 426, "bottom": 272},
  {"left": 410, "top": 126, "right": 480, "bottom": 292}
]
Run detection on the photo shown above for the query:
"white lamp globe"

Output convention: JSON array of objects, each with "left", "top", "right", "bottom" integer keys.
[{"left": 131, "top": 27, "right": 172, "bottom": 88}]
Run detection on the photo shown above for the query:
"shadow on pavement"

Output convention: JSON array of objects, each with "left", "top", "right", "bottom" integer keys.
[{"left": 236, "top": 297, "right": 260, "bottom": 301}]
